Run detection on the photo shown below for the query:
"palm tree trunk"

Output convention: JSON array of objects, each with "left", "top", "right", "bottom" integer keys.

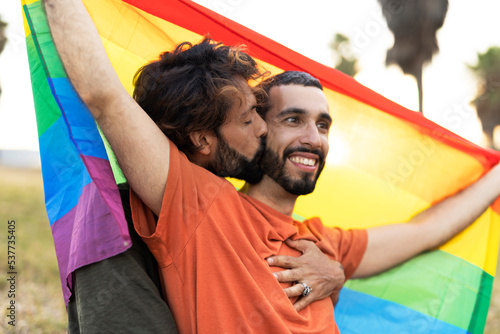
[{"left": 415, "top": 66, "right": 423, "bottom": 114}]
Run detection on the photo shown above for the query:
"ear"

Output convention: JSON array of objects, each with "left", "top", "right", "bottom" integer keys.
[{"left": 189, "top": 131, "right": 216, "bottom": 156}]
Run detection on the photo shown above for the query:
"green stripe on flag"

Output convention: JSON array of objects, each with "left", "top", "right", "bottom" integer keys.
[
  {"left": 25, "top": 1, "right": 67, "bottom": 78},
  {"left": 346, "top": 250, "right": 488, "bottom": 330},
  {"left": 26, "top": 33, "right": 61, "bottom": 137},
  {"left": 468, "top": 271, "right": 493, "bottom": 334},
  {"left": 24, "top": 1, "right": 69, "bottom": 137}
]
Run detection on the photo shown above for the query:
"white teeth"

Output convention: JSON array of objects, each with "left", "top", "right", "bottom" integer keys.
[{"left": 290, "top": 156, "right": 316, "bottom": 167}]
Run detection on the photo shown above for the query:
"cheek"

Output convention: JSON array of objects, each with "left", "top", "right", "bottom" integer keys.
[
  {"left": 268, "top": 127, "right": 297, "bottom": 151},
  {"left": 229, "top": 128, "right": 259, "bottom": 154},
  {"left": 265, "top": 130, "right": 281, "bottom": 151},
  {"left": 323, "top": 140, "right": 330, "bottom": 156},
  {"left": 222, "top": 126, "right": 246, "bottom": 144}
]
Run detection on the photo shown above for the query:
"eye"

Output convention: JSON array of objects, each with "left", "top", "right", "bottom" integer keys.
[
  {"left": 317, "top": 121, "right": 330, "bottom": 130},
  {"left": 285, "top": 116, "right": 298, "bottom": 123},
  {"left": 317, "top": 117, "right": 332, "bottom": 132},
  {"left": 244, "top": 107, "right": 258, "bottom": 125}
]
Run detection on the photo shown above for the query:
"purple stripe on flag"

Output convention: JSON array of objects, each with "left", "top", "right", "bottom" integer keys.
[
  {"left": 51, "top": 158, "right": 131, "bottom": 304},
  {"left": 81, "top": 154, "right": 129, "bottom": 236}
]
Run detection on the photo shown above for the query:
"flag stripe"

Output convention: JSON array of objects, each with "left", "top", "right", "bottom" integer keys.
[
  {"left": 123, "top": 0, "right": 499, "bottom": 171},
  {"left": 468, "top": 270, "right": 494, "bottom": 334},
  {"left": 336, "top": 288, "right": 469, "bottom": 334},
  {"left": 25, "top": 10, "right": 61, "bottom": 136},
  {"left": 51, "top": 174, "right": 130, "bottom": 304},
  {"left": 345, "top": 250, "right": 490, "bottom": 329},
  {"left": 299, "top": 163, "right": 499, "bottom": 275},
  {"left": 39, "top": 117, "right": 92, "bottom": 224}
]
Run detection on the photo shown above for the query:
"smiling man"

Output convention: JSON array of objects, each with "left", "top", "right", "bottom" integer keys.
[
  {"left": 247, "top": 71, "right": 500, "bottom": 283},
  {"left": 43, "top": 0, "right": 500, "bottom": 330},
  {"left": 250, "top": 74, "right": 330, "bottom": 204},
  {"left": 43, "top": 1, "right": 348, "bottom": 333}
]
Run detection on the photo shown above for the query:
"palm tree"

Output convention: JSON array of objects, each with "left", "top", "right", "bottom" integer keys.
[
  {"left": 470, "top": 47, "right": 500, "bottom": 150},
  {"left": 0, "top": 17, "right": 7, "bottom": 97},
  {"left": 330, "top": 33, "right": 358, "bottom": 77},
  {"left": 0, "top": 18, "right": 6, "bottom": 53},
  {"left": 378, "top": 0, "right": 448, "bottom": 113}
]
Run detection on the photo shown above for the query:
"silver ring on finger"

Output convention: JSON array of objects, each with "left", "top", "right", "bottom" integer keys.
[{"left": 300, "top": 282, "right": 312, "bottom": 297}]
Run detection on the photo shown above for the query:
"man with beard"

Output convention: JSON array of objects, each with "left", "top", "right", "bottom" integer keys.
[
  {"left": 247, "top": 71, "right": 500, "bottom": 281},
  {"left": 45, "top": 1, "right": 346, "bottom": 333},
  {"left": 45, "top": 0, "right": 500, "bottom": 331},
  {"left": 128, "top": 70, "right": 500, "bottom": 332}
]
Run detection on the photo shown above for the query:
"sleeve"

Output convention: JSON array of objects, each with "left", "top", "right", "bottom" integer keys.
[
  {"left": 312, "top": 218, "right": 368, "bottom": 280},
  {"left": 130, "top": 141, "right": 225, "bottom": 266},
  {"left": 334, "top": 228, "right": 368, "bottom": 280}
]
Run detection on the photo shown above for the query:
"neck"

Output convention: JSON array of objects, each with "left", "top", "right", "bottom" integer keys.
[{"left": 244, "top": 175, "right": 298, "bottom": 216}]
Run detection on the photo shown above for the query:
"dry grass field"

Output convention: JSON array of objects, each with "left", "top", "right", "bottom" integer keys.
[
  {"left": 0, "top": 166, "right": 66, "bottom": 333},
  {"left": 0, "top": 166, "right": 499, "bottom": 333}
]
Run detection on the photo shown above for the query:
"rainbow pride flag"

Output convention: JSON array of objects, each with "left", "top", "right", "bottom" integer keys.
[{"left": 22, "top": 0, "right": 500, "bottom": 332}]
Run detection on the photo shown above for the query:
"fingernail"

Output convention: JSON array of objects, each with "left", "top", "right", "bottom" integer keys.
[
  {"left": 273, "top": 273, "right": 278, "bottom": 279},
  {"left": 267, "top": 257, "right": 274, "bottom": 264}
]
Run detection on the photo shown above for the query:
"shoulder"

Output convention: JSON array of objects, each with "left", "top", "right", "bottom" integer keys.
[{"left": 303, "top": 217, "right": 367, "bottom": 247}]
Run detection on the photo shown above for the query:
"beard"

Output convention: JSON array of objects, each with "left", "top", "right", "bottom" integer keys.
[
  {"left": 206, "top": 135, "right": 266, "bottom": 184},
  {"left": 259, "top": 145, "right": 325, "bottom": 195}
]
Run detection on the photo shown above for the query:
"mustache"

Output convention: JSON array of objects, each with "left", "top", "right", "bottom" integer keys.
[
  {"left": 283, "top": 146, "right": 325, "bottom": 163},
  {"left": 253, "top": 136, "right": 267, "bottom": 162}
]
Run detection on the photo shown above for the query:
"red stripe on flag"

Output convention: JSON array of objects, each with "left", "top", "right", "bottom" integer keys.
[{"left": 122, "top": 0, "right": 500, "bottom": 171}]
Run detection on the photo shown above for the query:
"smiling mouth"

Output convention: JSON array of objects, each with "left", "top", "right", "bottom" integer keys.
[{"left": 289, "top": 156, "right": 317, "bottom": 167}]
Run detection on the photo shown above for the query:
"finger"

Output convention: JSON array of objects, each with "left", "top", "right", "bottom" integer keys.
[
  {"left": 283, "top": 283, "right": 305, "bottom": 298},
  {"left": 273, "top": 269, "right": 301, "bottom": 283},
  {"left": 294, "top": 294, "right": 315, "bottom": 312},
  {"left": 267, "top": 255, "right": 298, "bottom": 269},
  {"left": 331, "top": 291, "right": 340, "bottom": 306},
  {"left": 285, "top": 238, "right": 315, "bottom": 253}
]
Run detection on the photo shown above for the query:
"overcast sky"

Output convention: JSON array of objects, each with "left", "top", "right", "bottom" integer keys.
[{"left": 1, "top": 1, "right": 499, "bottom": 151}]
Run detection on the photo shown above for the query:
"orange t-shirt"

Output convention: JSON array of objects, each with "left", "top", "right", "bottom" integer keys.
[{"left": 131, "top": 142, "right": 367, "bottom": 333}]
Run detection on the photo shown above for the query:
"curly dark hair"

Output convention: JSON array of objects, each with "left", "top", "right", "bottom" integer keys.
[{"left": 133, "top": 36, "right": 267, "bottom": 154}]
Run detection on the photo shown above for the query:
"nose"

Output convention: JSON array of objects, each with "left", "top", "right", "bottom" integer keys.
[
  {"left": 299, "top": 122, "right": 321, "bottom": 149},
  {"left": 255, "top": 113, "right": 268, "bottom": 138}
]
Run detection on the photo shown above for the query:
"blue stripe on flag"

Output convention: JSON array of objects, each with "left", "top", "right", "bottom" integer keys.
[
  {"left": 51, "top": 78, "right": 109, "bottom": 160},
  {"left": 39, "top": 116, "right": 92, "bottom": 226},
  {"left": 336, "top": 287, "right": 469, "bottom": 334}
]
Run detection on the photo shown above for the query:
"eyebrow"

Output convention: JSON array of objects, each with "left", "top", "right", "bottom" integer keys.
[
  {"left": 277, "top": 107, "right": 306, "bottom": 118},
  {"left": 277, "top": 107, "right": 332, "bottom": 124},
  {"left": 320, "top": 112, "right": 333, "bottom": 124},
  {"left": 239, "top": 104, "right": 257, "bottom": 120}
]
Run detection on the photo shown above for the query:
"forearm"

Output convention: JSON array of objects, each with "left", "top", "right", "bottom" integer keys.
[
  {"left": 410, "top": 162, "right": 500, "bottom": 248},
  {"left": 353, "top": 163, "right": 500, "bottom": 278},
  {"left": 43, "top": 0, "right": 125, "bottom": 117}
]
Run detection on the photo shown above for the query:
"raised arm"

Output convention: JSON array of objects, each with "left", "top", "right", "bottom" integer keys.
[
  {"left": 43, "top": 0, "right": 169, "bottom": 215},
  {"left": 353, "top": 162, "right": 500, "bottom": 278}
]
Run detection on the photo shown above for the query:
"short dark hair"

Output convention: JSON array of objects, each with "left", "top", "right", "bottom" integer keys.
[
  {"left": 256, "top": 71, "right": 323, "bottom": 118},
  {"left": 133, "top": 36, "right": 267, "bottom": 154}
]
